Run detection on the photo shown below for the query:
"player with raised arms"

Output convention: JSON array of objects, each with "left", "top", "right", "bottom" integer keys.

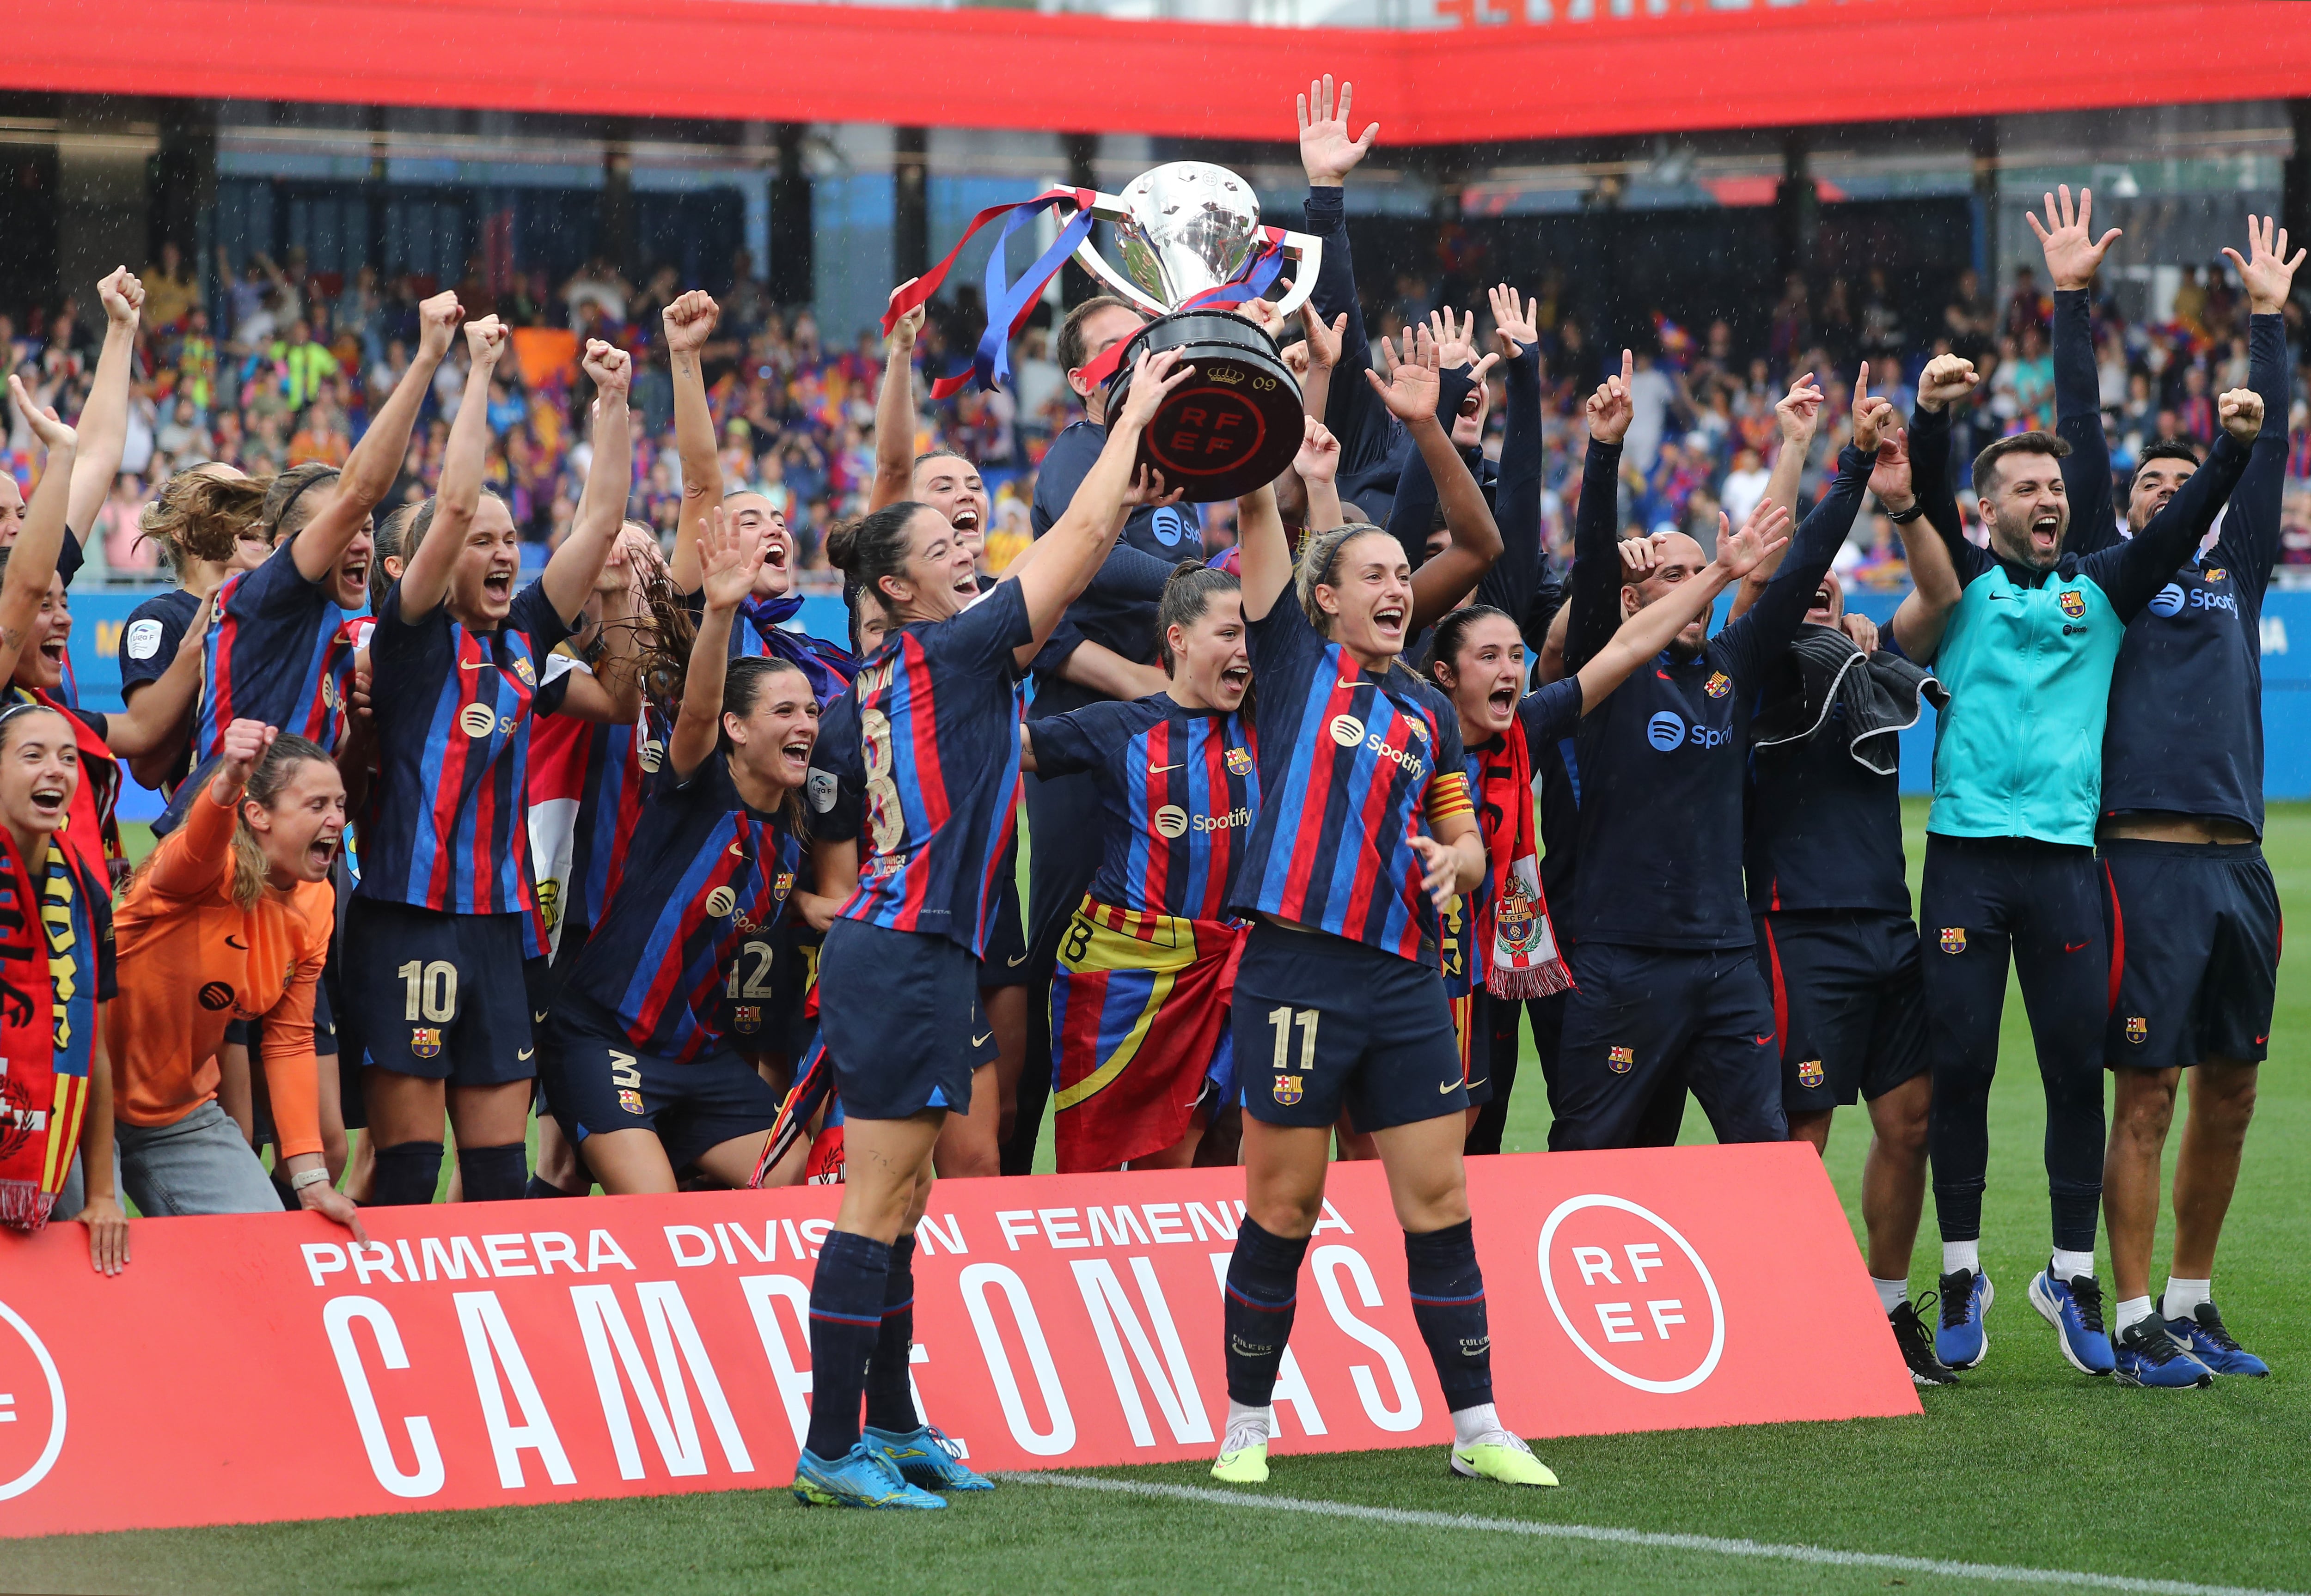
[
  {"left": 1211, "top": 335, "right": 1549, "bottom": 1490},
  {"left": 790, "top": 347, "right": 1194, "bottom": 1510}
]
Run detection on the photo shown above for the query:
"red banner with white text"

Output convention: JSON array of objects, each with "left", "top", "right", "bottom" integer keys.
[{"left": 0, "top": 1146, "right": 1916, "bottom": 1537}]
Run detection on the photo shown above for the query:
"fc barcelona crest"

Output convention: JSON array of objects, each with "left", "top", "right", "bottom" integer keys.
[
  {"left": 1939, "top": 927, "right": 1967, "bottom": 954},
  {"left": 1797, "top": 1058, "right": 1825, "bottom": 1090},
  {"left": 1608, "top": 1045, "right": 1636, "bottom": 1074},
  {"left": 2126, "top": 1015, "right": 2149, "bottom": 1044},
  {"left": 1703, "top": 671, "right": 1732, "bottom": 700},
  {"left": 734, "top": 1005, "right": 763, "bottom": 1034},
  {"left": 1226, "top": 745, "right": 1253, "bottom": 777},
  {"left": 514, "top": 654, "right": 537, "bottom": 687},
  {"left": 2202, "top": 567, "right": 2227, "bottom": 583},
  {"left": 1272, "top": 1073, "right": 1303, "bottom": 1106},
  {"left": 410, "top": 1026, "right": 442, "bottom": 1059},
  {"left": 618, "top": 1088, "right": 645, "bottom": 1115},
  {"left": 2059, "top": 589, "right": 2087, "bottom": 620}
]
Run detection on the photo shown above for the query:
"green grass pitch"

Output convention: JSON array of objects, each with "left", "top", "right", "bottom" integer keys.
[{"left": 16, "top": 802, "right": 2308, "bottom": 1593}]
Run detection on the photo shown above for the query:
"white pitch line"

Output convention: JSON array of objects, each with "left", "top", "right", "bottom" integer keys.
[{"left": 1000, "top": 1471, "right": 2302, "bottom": 1596}]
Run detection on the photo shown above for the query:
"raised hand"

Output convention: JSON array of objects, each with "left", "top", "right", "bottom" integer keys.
[
  {"left": 416, "top": 291, "right": 462, "bottom": 361},
  {"left": 1851, "top": 362, "right": 1894, "bottom": 455},
  {"left": 582, "top": 339, "right": 632, "bottom": 403},
  {"left": 663, "top": 291, "right": 720, "bottom": 355},
  {"left": 1916, "top": 353, "right": 1979, "bottom": 414},
  {"left": 1363, "top": 328, "right": 1442, "bottom": 423},
  {"left": 1293, "top": 414, "right": 1341, "bottom": 486},
  {"left": 1868, "top": 424, "right": 1915, "bottom": 511},
  {"left": 98, "top": 267, "right": 144, "bottom": 329},
  {"left": 1488, "top": 284, "right": 1540, "bottom": 360},
  {"left": 1297, "top": 73, "right": 1378, "bottom": 187},
  {"left": 1120, "top": 464, "right": 1186, "bottom": 511},
  {"left": 1775, "top": 370, "right": 1824, "bottom": 445},
  {"left": 2218, "top": 386, "right": 2267, "bottom": 444},
  {"left": 1300, "top": 303, "right": 1346, "bottom": 372},
  {"left": 1239, "top": 296, "right": 1289, "bottom": 341},
  {"left": 1716, "top": 502, "right": 1793, "bottom": 582},
  {"left": 2223, "top": 213, "right": 2305, "bottom": 316},
  {"left": 698, "top": 504, "right": 767, "bottom": 613},
  {"left": 463, "top": 314, "right": 508, "bottom": 370},
  {"left": 1427, "top": 307, "right": 1478, "bottom": 371},
  {"left": 215, "top": 719, "right": 276, "bottom": 792},
  {"left": 1116, "top": 348, "right": 1196, "bottom": 433},
  {"left": 9, "top": 374, "right": 74, "bottom": 452},
  {"left": 1619, "top": 533, "right": 1668, "bottom": 579},
  {"left": 2026, "top": 184, "right": 2122, "bottom": 292},
  {"left": 1586, "top": 347, "right": 1636, "bottom": 446},
  {"left": 885, "top": 282, "right": 927, "bottom": 351}
]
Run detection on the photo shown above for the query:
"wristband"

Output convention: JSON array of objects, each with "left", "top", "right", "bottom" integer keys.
[
  {"left": 1886, "top": 502, "right": 1926, "bottom": 524},
  {"left": 291, "top": 1167, "right": 333, "bottom": 1191}
]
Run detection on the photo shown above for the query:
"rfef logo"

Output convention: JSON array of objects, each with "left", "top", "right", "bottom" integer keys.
[
  {"left": 1646, "top": 712, "right": 1686, "bottom": 751},
  {"left": 0, "top": 1298, "right": 67, "bottom": 1501},
  {"left": 1538, "top": 1195, "right": 1725, "bottom": 1395}
]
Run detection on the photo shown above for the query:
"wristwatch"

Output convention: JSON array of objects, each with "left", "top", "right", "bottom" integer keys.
[{"left": 1885, "top": 501, "right": 1926, "bottom": 524}]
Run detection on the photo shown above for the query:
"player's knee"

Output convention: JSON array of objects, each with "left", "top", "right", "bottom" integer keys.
[
  {"left": 2193, "top": 1060, "right": 2258, "bottom": 1129},
  {"left": 2112, "top": 1071, "right": 2177, "bottom": 1139}
]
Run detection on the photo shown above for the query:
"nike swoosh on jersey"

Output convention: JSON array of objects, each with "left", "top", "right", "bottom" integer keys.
[
  {"left": 1148, "top": 761, "right": 1184, "bottom": 774},
  {"left": 728, "top": 841, "right": 749, "bottom": 857},
  {"left": 1006, "top": 951, "right": 1030, "bottom": 966},
  {"left": 459, "top": 659, "right": 496, "bottom": 671},
  {"left": 224, "top": 934, "right": 248, "bottom": 950},
  {"left": 2064, "top": 941, "right": 2089, "bottom": 952},
  {"left": 971, "top": 1032, "right": 994, "bottom": 1048},
  {"left": 533, "top": 1011, "right": 550, "bottom": 1025},
  {"left": 1754, "top": 1035, "right": 1772, "bottom": 1046},
  {"left": 517, "top": 1047, "right": 535, "bottom": 1061}
]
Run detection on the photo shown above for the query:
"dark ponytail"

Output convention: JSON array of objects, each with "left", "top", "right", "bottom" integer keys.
[
  {"left": 825, "top": 502, "right": 925, "bottom": 618},
  {"left": 1421, "top": 603, "right": 1515, "bottom": 689},
  {"left": 1156, "top": 560, "right": 1239, "bottom": 672}
]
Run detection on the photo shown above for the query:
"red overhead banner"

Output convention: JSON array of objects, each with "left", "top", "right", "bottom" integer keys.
[
  {"left": 0, "top": 0, "right": 2306, "bottom": 145},
  {"left": 0, "top": 1146, "right": 1913, "bottom": 1538}
]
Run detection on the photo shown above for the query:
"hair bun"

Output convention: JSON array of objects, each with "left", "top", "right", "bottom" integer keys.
[{"left": 824, "top": 521, "right": 861, "bottom": 575}]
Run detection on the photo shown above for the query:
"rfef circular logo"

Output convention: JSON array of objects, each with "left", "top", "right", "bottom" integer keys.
[
  {"left": 0, "top": 1298, "right": 67, "bottom": 1500},
  {"left": 1537, "top": 1194, "right": 1724, "bottom": 1394},
  {"left": 1646, "top": 711, "right": 1687, "bottom": 751}
]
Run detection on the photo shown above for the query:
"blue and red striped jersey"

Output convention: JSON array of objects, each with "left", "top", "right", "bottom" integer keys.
[
  {"left": 1230, "top": 599, "right": 1472, "bottom": 966},
  {"left": 354, "top": 580, "right": 571, "bottom": 943},
  {"left": 526, "top": 651, "right": 658, "bottom": 944},
  {"left": 1029, "top": 693, "right": 1259, "bottom": 922},
  {"left": 562, "top": 754, "right": 800, "bottom": 1062},
  {"left": 197, "top": 538, "right": 356, "bottom": 759},
  {"left": 816, "top": 579, "right": 1031, "bottom": 955}
]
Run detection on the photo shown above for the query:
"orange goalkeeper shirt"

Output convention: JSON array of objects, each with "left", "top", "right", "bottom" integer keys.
[{"left": 104, "top": 785, "right": 335, "bottom": 1157}]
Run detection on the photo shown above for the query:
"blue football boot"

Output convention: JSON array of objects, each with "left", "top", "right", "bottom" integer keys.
[
  {"left": 865, "top": 1424, "right": 994, "bottom": 1492},
  {"left": 791, "top": 1442, "right": 947, "bottom": 1509},
  {"left": 2028, "top": 1265, "right": 2115, "bottom": 1376},
  {"left": 2167, "top": 1301, "right": 2269, "bottom": 1378},
  {"left": 2112, "top": 1316, "right": 2213, "bottom": 1389},
  {"left": 1935, "top": 1268, "right": 1993, "bottom": 1371}
]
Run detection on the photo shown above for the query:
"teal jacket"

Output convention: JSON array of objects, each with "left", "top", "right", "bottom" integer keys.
[{"left": 1907, "top": 408, "right": 2250, "bottom": 847}]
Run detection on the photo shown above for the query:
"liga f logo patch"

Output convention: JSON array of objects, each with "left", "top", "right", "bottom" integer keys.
[{"left": 1939, "top": 927, "right": 1967, "bottom": 954}]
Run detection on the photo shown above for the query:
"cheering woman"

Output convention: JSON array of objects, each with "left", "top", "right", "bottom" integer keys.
[
  {"left": 791, "top": 347, "right": 1194, "bottom": 1510},
  {"left": 1211, "top": 340, "right": 1546, "bottom": 1489}
]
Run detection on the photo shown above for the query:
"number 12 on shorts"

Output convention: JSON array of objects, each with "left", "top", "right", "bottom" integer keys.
[{"left": 1268, "top": 1004, "right": 1320, "bottom": 1071}]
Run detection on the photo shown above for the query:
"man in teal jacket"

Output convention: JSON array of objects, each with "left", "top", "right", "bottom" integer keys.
[{"left": 1891, "top": 351, "right": 2262, "bottom": 1381}]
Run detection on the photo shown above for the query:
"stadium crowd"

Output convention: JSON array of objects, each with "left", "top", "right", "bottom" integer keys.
[{"left": 0, "top": 77, "right": 2292, "bottom": 1506}]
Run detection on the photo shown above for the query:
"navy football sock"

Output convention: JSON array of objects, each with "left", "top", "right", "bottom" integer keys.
[
  {"left": 1406, "top": 1219, "right": 1493, "bottom": 1412},
  {"left": 370, "top": 1140, "right": 444, "bottom": 1206},
  {"left": 864, "top": 1234, "right": 920, "bottom": 1434},
  {"left": 524, "top": 1174, "right": 587, "bottom": 1200},
  {"left": 804, "top": 1229, "right": 893, "bottom": 1460},
  {"left": 456, "top": 1143, "right": 529, "bottom": 1204},
  {"left": 1223, "top": 1217, "right": 1310, "bottom": 1408}
]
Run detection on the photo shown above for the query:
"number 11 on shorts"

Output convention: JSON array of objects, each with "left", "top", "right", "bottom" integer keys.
[{"left": 1268, "top": 1004, "right": 1319, "bottom": 1070}]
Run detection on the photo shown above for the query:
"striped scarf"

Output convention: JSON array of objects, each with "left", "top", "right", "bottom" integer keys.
[
  {"left": 1474, "top": 724, "right": 1571, "bottom": 1000},
  {"left": 0, "top": 832, "right": 97, "bottom": 1230}
]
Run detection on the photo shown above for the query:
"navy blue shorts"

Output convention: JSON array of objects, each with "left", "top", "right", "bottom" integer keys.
[
  {"left": 977, "top": 845, "right": 1032, "bottom": 988},
  {"left": 541, "top": 1009, "right": 783, "bottom": 1173},
  {"left": 342, "top": 897, "right": 536, "bottom": 1087},
  {"left": 2102, "top": 839, "right": 2280, "bottom": 1071},
  {"left": 1756, "top": 910, "right": 1928, "bottom": 1111},
  {"left": 816, "top": 918, "right": 996, "bottom": 1121},
  {"left": 1551, "top": 941, "right": 1784, "bottom": 1151},
  {"left": 1230, "top": 920, "right": 1465, "bottom": 1134}
]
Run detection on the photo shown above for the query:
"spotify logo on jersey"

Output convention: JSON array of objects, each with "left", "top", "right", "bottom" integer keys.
[
  {"left": 1153, "top": 804, "right": 1190, "bottom": 839},
  {"left": 704, "top": 886, "right": 737, "bottom": 918},
  {"left": 1646, "top": 711, "right": 1687, "bottom": 751},
  {"left": 459, "top": 703, "right": 500, "bottom": 739},
  {"left": 2149, "top": 584, "right": 2186, "bottom": 617},
  {"left": 1328, "top": 714, "right": 1365, "bottom": 747}
]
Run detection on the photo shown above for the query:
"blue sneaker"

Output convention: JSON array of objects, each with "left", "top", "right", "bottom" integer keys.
[
  {"left": 2113, "top": 1317, "right": 2213, "bottom": 1389},
  {"left": 1935, "top": 1268, "right": 1993, "bottom": 1370},
  {"left": 791, "top": 1443, "right": 948, "bottom": 1509},
  {"left": 865, "top": 1424, "right": 994, "bottom": 1492},
  {"left": 2167, "top": 1301, "right": 2269, "bottom": 1378},
  {"left": 2028, "top": 1266, "right": 2115, "bottom": 1375}
]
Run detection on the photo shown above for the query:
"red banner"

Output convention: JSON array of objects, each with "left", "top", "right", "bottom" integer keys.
[
  {"left": 0, "top": 1146, "right": 1914, "bottom": 1537},
  {"left": 1, "top": 0, "right": 2307, "bottom": 145}
]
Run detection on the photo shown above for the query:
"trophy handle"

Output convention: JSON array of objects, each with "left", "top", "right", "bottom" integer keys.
[
  {"left": 1267, "top": 229, "right": 1324, "bottom": 320},
  {"left": 1055, "top": 188, "right": 1173, "bottom": 317}
]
